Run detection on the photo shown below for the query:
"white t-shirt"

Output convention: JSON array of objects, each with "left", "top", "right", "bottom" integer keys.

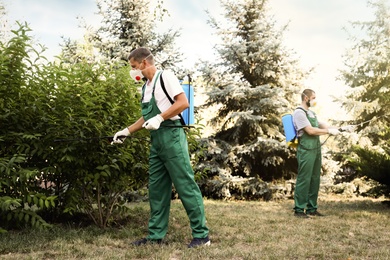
[
  {"left": 292, "top": 107, "right": 320, "bottom": 137},
  {"left": 142, "top": 70, "right": 184, "bottom": 121}
]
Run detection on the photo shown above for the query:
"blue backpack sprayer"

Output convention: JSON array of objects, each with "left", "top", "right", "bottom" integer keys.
[
  {"left": 282, "top": 107, "right": 308, "bottom": 148},
  {"left": 282, "top": 113, "right": 298, "bottom": 148}
]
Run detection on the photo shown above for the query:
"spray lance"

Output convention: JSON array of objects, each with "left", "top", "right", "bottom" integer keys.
[
  {"left": 317, "top": 114, "right": 388, "bottom": 149},
  {"left": 338, "top": 114, "right": 387, "bottom": 132},
  {"left": 54, "top": 135, "right": 129, "bottom": 143},
  {"left": 53, "top": 125, "right": 194, "bottom": 143}
]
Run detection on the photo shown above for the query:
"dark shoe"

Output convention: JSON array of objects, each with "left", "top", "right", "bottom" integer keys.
[
  {"left": 294, "top": 212, "right": 310, "bottom": 218},
  {"left": 307, "top": 211, "right": 325, "bottom": 217},
  {"left": 188, "top": 236, "right": 211, "bottom": 248},
  {"left": 131, "top": 238, "right": 162, "bottom": 246}
]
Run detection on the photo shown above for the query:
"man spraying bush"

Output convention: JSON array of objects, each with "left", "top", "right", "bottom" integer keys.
[
  {"left": 112, "top": 47, "right": 210, "bottom": 248},
  {"left": 292, "top": 89, "right": 354, "bottom": 218}
]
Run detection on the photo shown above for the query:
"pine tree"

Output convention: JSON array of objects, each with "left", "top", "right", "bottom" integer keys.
[
  {"left": 339, "top": 0, "right": 390, "bottom": 191},
  {"left": 197, "top": 0, "right": 307, "bottom": 181},
  {"left": 60, "top": 0, "right": 182, "bottom": 68}
]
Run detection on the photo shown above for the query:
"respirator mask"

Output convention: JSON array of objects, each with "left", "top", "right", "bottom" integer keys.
[
  {"left": 303, "top": 92, "right": 317, "bottom": 107},
  {"left": 129, "top": 54, "right": 153, "bottom": 82},
  {"left": 307, "top": 99, "right": 317, "bottom": 107},
  {"left": 130, "top": 69, "right": 144, "bottom": 82}
]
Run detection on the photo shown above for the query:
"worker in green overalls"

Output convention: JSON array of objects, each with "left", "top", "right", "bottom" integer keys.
[
  {"left": 292, "top": 89, "right": 341, "bottom": 218},
  {"left": 112, "top": 47, "right": 210, "bottom": 248}
]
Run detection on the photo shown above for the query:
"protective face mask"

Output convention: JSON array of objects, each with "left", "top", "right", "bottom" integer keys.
[
  {"left": 130, "top": 69, "right": 143, "bottom": 82},
  {"left": 309, "top": 99, "right": 317, "bottom": 107}
]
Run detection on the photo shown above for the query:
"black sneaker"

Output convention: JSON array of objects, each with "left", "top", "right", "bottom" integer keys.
[
  {"left": 188, "top": 236, "right": 211, "bottom": 248},
  {"left": 294, "top": 212, "right": 310, "bottom": 218},
  {"left": 131, "top": 238, "right": 162, "bottom": 246},
  {"left": 307, "top": 211, "right": 325, "bottom": 217}
]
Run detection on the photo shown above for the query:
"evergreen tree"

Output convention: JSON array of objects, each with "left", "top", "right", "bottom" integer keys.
[
  {"left": 60, "top": 0, "right": 182, "bottom": 69},
  {"left": 338, "top": 0, "right": 390, "bottom": 191},
  {"left": 197, "top": 0, "right": 307, "bottom": 181}
]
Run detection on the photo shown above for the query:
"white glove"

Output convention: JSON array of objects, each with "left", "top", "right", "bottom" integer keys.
[
  {"left": 111, "top": 127, "right": 130, "bottom": 144},
  {"left": 328, "top": 128, "right": 340, "bottom": 136},
  {"left": 339, "top": 125, "right": 355, "bottom": 133},
  {"left": 142, "top": 114, "right": 164, "bottom": 130}
]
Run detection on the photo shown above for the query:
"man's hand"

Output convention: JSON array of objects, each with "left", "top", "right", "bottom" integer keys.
[
  {"left": 328, "top": 128, "right": 340, "bottom": 135},
  {"left": 339, "top": 125, "right": 356, "bottom": 133},
  {"left": 142, "top": 114, "right": 164, "bottom": 130},
  {"left": 111, "top": 127, "right": 130, "bottom": 144}
]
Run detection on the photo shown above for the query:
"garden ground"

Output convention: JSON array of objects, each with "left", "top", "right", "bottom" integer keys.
[{"left": 0, "top": 195, "right": 389, "bottom": 259}]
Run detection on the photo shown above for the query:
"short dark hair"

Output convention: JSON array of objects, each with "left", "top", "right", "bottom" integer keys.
[
  {"left": 301, "top": 89, "right": 315, "bottom": 101},
  {"left": 128, "top": 47, "right": 152, "bottom": 63}
]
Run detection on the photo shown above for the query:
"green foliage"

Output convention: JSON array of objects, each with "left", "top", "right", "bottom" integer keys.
[
  {"left": 199, "top": 174, "right": 272, "bottom": 200},
  {"left": 0, "top": 155, "right": 55, "bottom": 230},
  {"left": 347, "top": 146, "right": 390, "bottom": 189},
  {"left": 185, "top": 120, "right": 209, "bottom": 181},
  {"left": 198, "top": 0, "right": 305, "bottom": 181},
  {"left": 0, "top": 22, "right": 150, "bottom": 229},
  {"left": 0, "top": 195, "right": 54, "bottom": 230},
  {"left": 338, "top": 0, "right": 390, "bottom": 191},
  {"left": 45, "top": 61, "right": 151, "bottom": 228},
  {"left": 338, "top": 0, "right": 390, "bottom": 141},
  {"left": 0, "top": 23, "right": 55, "bottom": 229},
  {"left": 46, "top": 63, "right": 152, "bottom": 227}
]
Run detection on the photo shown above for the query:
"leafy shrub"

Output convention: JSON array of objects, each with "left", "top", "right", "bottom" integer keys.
[
  {"left": 0, "top": 23, "right": 150, "bottom": 229},
  {"left": 198, "top": 172, "right": 272, "bottom": 201},
  {"left": 44, "top": 61, "right": 151, "bottom": 228},
  {"left": 346, "top": 146, "right": 390, "bottom": 196},
  {"left": 0, "top": 23, "right": 57, "bottom": 229}
]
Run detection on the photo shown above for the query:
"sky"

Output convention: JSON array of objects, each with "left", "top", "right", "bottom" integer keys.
[{"left": 2, "top": 0, "right": 378, "bottom": 119}]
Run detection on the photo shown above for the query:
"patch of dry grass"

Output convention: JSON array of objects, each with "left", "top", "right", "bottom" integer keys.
[{"left": 0, "top": 196, "right": 389, "bottom": 259}]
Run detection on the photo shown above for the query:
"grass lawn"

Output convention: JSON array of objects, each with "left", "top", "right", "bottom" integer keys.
[{"left": 0, "top": 195, "right": 389, "bottom": 259}]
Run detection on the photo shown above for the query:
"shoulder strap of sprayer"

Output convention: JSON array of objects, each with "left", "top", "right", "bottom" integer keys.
[
  {"left": 159, "top": 71, "right": 186, "bottom": 126},
  {"left": 293, "top": 107, "right": 308, "bottom": 138},
  {"left": 295, "top": 107, "right": 307, "bottom": 115}
]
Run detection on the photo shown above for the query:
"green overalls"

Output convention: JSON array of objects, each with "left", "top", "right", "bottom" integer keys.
[
  {"left": 141, "top": 71, "right": 209, "bottom": 240},
  {"left": 294, "top": 109, "right": 322, "bottom": 214}
]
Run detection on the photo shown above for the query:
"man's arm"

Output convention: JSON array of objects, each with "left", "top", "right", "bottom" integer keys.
[
  {"left": 303, "top": 125, "right": 331, "bottom": 136},
  {"left": 304, "top": 121, "right": 339, "bottom": 136},
  {"left": 159, "top": 92, "right": 189, "bottom": 120},
  {"left": 128, "top": 117, "right": 146, "bottom": 133}
]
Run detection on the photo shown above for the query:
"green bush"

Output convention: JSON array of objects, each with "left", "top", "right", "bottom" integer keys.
[
  {"left": 0, "top": 23, "right": 58, "bottom": 229},
  {"left": 347, "top": 146, "right": 390, "bottom": 195},
  {"left": 44, "top": 61, "right": 151, "bottom": 228},
  {"left": 0, "top": 23, "right": 150, "bottom": 229}
]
